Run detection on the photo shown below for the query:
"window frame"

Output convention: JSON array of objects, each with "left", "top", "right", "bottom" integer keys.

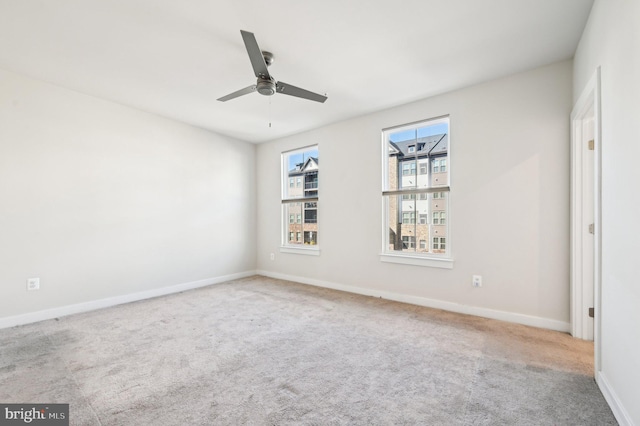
[
  {"left": 380, "top": 115, "right": 452, "bottom": 269},
  {"left": 281, "top": 145, "right": 320, "bottom": 256}
]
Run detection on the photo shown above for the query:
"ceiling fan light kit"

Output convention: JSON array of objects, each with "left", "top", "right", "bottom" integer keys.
[{"left": 217, "top": 30, "right": 327, "bottom": 103}]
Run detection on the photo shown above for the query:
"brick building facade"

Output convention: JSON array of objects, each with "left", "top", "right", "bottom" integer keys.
[{"left": 387, "top": 133, "right": 448, "bottom": 254}]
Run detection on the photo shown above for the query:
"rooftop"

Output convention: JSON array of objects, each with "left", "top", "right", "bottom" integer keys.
[{"left": 391, "top": 134, "right": 448, "bottom": 157}]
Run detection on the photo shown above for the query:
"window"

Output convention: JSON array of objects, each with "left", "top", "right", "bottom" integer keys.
[
  {"left": 282, "top": 146, "right": 319, "bottom": 251},
  {"left": 305, "top": 173, "right": 318, "bottom": 191},
  {"left": 432, "top": 211, "right": 446, "bottom": 225},
  {"left": 402, "top": 212, "right": 416, "bottom": 224},
  {"left": 433, "top": 192, "right": 446, "bottom": 199},
  {"left": 402, "top": 161, "right": 416, "bottom": 176},
  {"left": 304, "top": 207, "right": 317, "bottom": 223},
  {"left": 433, "top": 212, "right": 447, "bottom": 225},
  {"left": 382, "top": 116, "right": 450, "bottom": 262},
  {"left": 432, "top": 237, "right": 446, "bottom": 251},
  {"left": 304, "top": 231, "right": 317, "bottom": 245},
  {"left": 432, "top": 158, "right": 447, "bottom": 174},
  {"left": 402, "top": 236, "right": 415, "bottom": 249}
]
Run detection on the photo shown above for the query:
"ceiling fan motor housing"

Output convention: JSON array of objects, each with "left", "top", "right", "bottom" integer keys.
[{"left": 257, "top": 78, "right": 276, "bottom": 96}]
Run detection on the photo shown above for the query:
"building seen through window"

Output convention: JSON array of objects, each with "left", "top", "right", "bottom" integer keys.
[
  {"left": 383, "top": 117, "right": 449, "bottom": 256},
  {"left": 282, "top": 146, "right": 319, "bottom": 247}
]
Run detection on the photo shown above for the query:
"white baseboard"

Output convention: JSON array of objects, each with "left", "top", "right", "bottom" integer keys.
[
  {"left": 597, "top": 371, "right": 635, "bottom": 426},
  {"left": 256, "top": 270, "right": 571, "bottom": 333},
  {"left": 0, "top": 270, "right": 256, "bottom": 330},
  {"left": 2, "top": 268, "right": 571, "bottom": 334}
]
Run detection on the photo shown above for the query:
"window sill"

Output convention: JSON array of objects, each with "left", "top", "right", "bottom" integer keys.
[
  {"left": 280, "top": 246, "right": 320, "bottom": 256},
  {"left": 379, "top": 253, "right": 453, "bottom": 269}
]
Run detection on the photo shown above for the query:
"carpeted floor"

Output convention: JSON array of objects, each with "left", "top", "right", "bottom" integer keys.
[{"left": 0, "top": 275, "right": 617, "bottom": 425}]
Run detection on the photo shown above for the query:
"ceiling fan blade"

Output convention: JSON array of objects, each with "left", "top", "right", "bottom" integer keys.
[
  {"left": 276, "top": 81, "right": 327, "bottom": 103},
  {"left": 217, "top": 85, "right": 257, "bottom": 102},
  {"left": 240, "top": 30, "right": 270, "bottom": 80}
]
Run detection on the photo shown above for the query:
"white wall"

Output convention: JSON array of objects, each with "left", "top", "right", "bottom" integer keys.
[
  {"left": 0, "top": 69, "right": 256, "bottom": 321},
  {"left": 574, "top": 1, "right": 640, "bottom": 424},
  {"left": 257, "top": 60, "right": 573, "bottom": 330}
]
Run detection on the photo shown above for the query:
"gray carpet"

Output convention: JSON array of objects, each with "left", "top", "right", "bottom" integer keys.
[{"left": 0, "top": 276, "right": 617, "bottom": 425}]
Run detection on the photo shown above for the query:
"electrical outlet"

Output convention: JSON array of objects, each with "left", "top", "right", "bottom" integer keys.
[
  {"left": 27, "top": 277, "right": 40, "bottom": 291},
  {"left": 472, "top": 275, "right": 482, "bottom": 288},
  {"left": 270, "top": 253, "right": 275, "bottom": 261}
]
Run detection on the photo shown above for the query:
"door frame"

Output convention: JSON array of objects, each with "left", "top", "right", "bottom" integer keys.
[{"left": 570, "top": 67, "right": 602, "bottom": 374}]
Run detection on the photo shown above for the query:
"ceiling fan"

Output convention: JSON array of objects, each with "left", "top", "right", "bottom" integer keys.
[{"left": 217, "top": 30, "right": 327, "bottom": 103}]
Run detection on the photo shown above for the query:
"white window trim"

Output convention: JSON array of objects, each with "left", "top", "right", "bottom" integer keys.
[
  {"left": 380, "top": 252, "right": 453, "bottom": 269},
  {"left": 280, "top": 246, "right": 320, "bottom": 256}
]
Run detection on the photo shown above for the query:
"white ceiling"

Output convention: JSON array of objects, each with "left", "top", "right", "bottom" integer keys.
[{"left": 0, "top": 0, "right": 594, "bottom": 143}]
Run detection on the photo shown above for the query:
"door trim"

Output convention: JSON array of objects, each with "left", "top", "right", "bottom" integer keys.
[{"left": 570, "top": 67, "right": 602, "bottom": 374}]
